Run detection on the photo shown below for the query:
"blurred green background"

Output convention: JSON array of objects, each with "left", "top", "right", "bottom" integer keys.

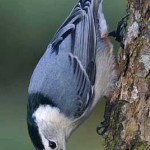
[{"left": 0, "top": 0, "right": 125, "bottom": 149}]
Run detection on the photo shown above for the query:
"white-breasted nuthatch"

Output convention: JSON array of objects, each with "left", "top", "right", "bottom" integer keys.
[{"left": 27, "top": 0, "right": 116, "bottom": 150}]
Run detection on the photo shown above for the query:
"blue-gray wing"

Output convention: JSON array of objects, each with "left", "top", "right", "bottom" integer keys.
[
  {"left": 29, "top": 0, "right": 97, "bottom": 119},
  {"left": 51, "top": 0, "right": 96, "bottom": 85},
  {"left": 50, "top": 0, "right": 96, "bottom": 117}
]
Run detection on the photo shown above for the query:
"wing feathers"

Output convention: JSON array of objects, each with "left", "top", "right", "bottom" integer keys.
[
  {"left": 69, "top": 53, "right": 91, "bottom": 100},
  {"left": 50, "top": 0, "right": 96, "bottom": 117},
  {"left": 52, "top": 0, "right": 96, "bottom": 115},
  {"left": 51, "top": 0, "right": 96, "bottom": 72}
]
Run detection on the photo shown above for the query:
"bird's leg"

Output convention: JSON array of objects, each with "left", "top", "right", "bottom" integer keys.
[
  {"left": 97, "top": 98, "right": 129, "bottom": 136},
  {"left": 96, "top": 98, "right": 116, "bottom": 136},
  {"left": 109, "top": 14, "right": 129, "bottom": 49}
]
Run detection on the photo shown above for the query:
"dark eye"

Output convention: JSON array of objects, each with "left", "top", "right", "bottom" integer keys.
[{"left": 49, "top": 140, "right": 57, "bottom": 149}]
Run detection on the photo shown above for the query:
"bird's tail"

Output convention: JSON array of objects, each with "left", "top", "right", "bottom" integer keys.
[
  {"left": 84, "top": 0, "right": 110, "bottom": 51},
  {"left": 93, "top": 0, "right": 108, "bottom": 38}
]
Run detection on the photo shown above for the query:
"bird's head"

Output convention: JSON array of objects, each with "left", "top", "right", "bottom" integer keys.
[{"left": 27, "top": 103, "right": 74, "bottom": 150}]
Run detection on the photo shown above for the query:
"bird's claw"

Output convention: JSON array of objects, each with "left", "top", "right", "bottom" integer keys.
[
  {"left": 97, "top": 100, "right": 116, "bottom": 136},
  {"left": 97, "top": 120, "right": 109, "bottom": 136},
  {"left": 109, "top": 14, "right": 129, "bottom": 49},
  {"left": 97, "top": 99, "right": 129, "bottom": 136}
]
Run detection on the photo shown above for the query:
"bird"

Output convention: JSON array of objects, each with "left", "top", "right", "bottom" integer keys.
[{"left": 27, "top": 0, "right": 116, "bottom": 150}]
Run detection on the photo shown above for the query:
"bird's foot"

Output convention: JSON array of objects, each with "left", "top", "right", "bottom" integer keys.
[
  {"left": 109, "top": 14, "right": 129, "bottom": 49},
  {"left": 97, "top": 100, "right": 116, "bottom": 136},
  {"left": 97, "top": 99, "right": 129, "bottom": 136}
]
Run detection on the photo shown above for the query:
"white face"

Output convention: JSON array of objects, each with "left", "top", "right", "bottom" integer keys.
[
  {"left": 32, "top": 105, "right": 73, "bottom": 150},
  {"left": 39, "top": 131, "right": 66, "bottom": 150},
  {"left": 40, "top": 136, "right": 58, "bottom": 150}
]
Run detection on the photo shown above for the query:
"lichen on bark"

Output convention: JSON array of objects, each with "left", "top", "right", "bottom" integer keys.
[{"left": 104, "top": 0, "right": 150, "bottom": 149}]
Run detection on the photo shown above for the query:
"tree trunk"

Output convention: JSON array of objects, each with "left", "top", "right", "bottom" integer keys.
[{"left": 104, "top": 0, "right": 150, "bottom": 149}]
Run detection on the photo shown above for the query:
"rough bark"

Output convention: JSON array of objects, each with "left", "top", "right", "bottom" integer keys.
[{"left": 104, "top": 0, "right": 150, "bottom": 149}]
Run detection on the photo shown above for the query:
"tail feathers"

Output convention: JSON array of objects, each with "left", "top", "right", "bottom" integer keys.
[
  {"left": 98, "top": 2, "right": 108, "bottom": 38},
  {"left": 93, "top": 0, "right": 108, "bottom": 39}
]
